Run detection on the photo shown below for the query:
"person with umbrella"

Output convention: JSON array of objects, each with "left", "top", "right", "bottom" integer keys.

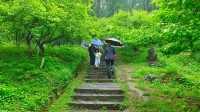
[
  {"left": 104, "top": 37, "right": 123, "bottom": 78},
  {"left": 88, "top": 38, "right": 104, "bottom": 66},
  {"left": 94, "top": 48, "right": 102, "bottom": 68},
  {"left": 88, "top": 43, "right": 96, "bottom": 66},
  {"left": 104, "top": 43, "right": 116, "bottom": 78}
]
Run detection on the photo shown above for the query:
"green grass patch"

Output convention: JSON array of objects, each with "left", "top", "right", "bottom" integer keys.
[
  {"left": 48, "top": 63, "right": 86, "bottom": 112},
  {"left": 118, "top": 47, "right": 200, "bottom": 112},
  {"left": 0, "top": 45, "right": 87, "bottom": 112}
]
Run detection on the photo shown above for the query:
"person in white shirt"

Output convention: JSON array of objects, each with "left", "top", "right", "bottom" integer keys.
[{"left": 95, "top": 49, "right": 102, "bottom": 68}]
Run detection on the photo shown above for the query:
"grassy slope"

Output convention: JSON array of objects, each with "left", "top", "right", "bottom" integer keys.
[
  {"left": 118, "top": 47, "right": 200, "bottom": 112},
  {"left": 48, "top": 61, "right": 87, "bottom": 112},
  {"left": 0, "top": 45, "right": 87, "bottom": 112}
]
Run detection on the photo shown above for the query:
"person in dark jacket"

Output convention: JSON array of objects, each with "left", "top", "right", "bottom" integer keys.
[
  {"left": 88, "top": 44, "right": 96, "bottom": 66},
  {"left": 104, "top": 43, "right": 116, "bottom": 78}
]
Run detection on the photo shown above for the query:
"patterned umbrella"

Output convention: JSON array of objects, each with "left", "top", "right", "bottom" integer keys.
[
  {"left": 92, "top": 39, "right": 104, "bottom": 47},
  {"left": 105, "top": 38, "right": 123, "bottom": 47}
]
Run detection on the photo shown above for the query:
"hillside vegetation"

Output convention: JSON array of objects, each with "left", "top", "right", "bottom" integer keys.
[
  {"left": 118, "top": 47, "right": 200, "bottom": 111},
  {"left": 0, "top": 0, "right": 200, "bottom": 111},
  {"left": 0, "top": 45, "right": 86, "bottom": 111},
  {"left": 92, "top": 0, "right": 200, "bottom": 111}
]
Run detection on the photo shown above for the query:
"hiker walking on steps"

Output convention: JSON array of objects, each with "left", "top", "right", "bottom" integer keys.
[
  {"left": 104, "top": 43, "right": 116, "bottom": 78},
  {"left": 94, "top": 48, "right": 102, "bottom": 68},
  {"left": 88, "top": 44, "right": 96, "bottom": 66}
]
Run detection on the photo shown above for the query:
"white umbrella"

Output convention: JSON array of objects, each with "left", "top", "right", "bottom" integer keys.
[{"left": 104, "top": 38, "right": 123, "bottom": 47}]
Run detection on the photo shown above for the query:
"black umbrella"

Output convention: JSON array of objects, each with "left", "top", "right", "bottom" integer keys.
[{"left": 104, "top": 38, "right": 123, "bottom": 47}]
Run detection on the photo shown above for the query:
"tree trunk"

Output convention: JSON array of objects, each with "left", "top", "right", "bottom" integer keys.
[
  {"left": 26, "top": 33, "right": 33, "bottom": 56},
  {"left": 36, "top": 37, "right": 63, "bottom": 68},
  {"left": 40, "top": 57, "right": 45, "bottom": 69},
  {"left": 96, "top": 0, "right": 101, "bottom": 17},
  {"left": 38, "top": 42, "right": 45, "bottom": 57},
  {"left": 187, "top": 36, "right": 193, "bottom": 52},
  {"left": 37, "top": 40, "right": 45, "bottom": 69},
  {"left": 132, "top": 0, "right": 135, "bottom": 8},
  {"left": 15, "top": 32, "right": 20, "bottom": 47}
]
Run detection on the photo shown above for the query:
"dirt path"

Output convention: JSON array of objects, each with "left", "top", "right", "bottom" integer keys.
[{"left": 116, "top": 64, "right": 149, "bottom": 111}]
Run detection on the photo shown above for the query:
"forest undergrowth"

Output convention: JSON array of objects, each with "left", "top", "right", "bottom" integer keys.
[{"left": 117, "top": 47, "right": 200, "bottom": 112}]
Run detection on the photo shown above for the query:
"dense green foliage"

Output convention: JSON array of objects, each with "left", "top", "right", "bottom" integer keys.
[
  {"left": 95, "top": 0, "right": 200, "bottom": 111},
  {"left": 154, "top": 0, "right": 200, "bottom": 54},
  {"left": 0, "top": 46, "right": 86, "bottom": 111},
  {"left": 92, "top": 0, "right": 154, "bottom": 17},
  {"left": 92, "top": 0, "right": 200, "bottom": 55},
  {"left": 0, "top": 0, "right": 200, "bottom": 111},
  {"left": 118, "top": 47, "right": 200, "bottom": 111},
  {"left": 0, "top": 0, "right": 90, "bottom": 111},
  {"left": 91, "top": 10, "right": 159, "bottom": 46},
  {"left": 0, "top": 0, "right": 90, "bottom": 56}
]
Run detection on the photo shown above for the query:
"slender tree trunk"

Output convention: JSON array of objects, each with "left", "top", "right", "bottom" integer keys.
[
  {"left": 38, "top": 43, "right": 45, "bottom": 57},
  {"left": 189, "top": 37, "right": 194, "bottom": 52},
  {"left": 96, "top": 0, "right": 101, "bottom": 17},
  {"left": 132, "top": 0, "right": 135, "bottom": 8},
  {"left": 40, "top": 57, "right": 45, "bottom": 69},
  {"left": 39, "top": 43, "right": 45, "bottom": 69},
  {"left": 15, "top": 32, "right": 20, "bottom": 47},
  {"left": 26, "top": 33, "right": 33, "bottom": 56},
  {"left": 143, "top": 0, "right": 146, "bottom": 10},
  {"left": 146, "top": 0, "right": 151, "bottom": 11},
  {"left": 37, "top": 40, "right": 45, "bottom": 69}
]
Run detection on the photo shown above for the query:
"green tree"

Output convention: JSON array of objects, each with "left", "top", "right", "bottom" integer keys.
[
  {"left": 153, "top": 0, "right": 200, "bottom": 53},
  {"left": 0, "top": 0, "right": 89, "bottom": 68}
]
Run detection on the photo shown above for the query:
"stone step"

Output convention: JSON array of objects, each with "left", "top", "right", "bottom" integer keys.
[
  {"left": 73, "top": 93, "right": 124, "bottom": 101},
  {"left": 69, "top": 64, "right": 125, "bottom": 111},
  {"left": 88, "top": 66, "right": 106, "bottom": 70},
  {"left": 68, "top": 109, "right": 127, "bottom": 112},
  {"left": 86, "top": 75, "right": 115, "bottom": 79},
  {"left": 88, "top": 72, "right": 107, "bottom": 75},
  {"left": 79, "top": 83, "right": 120, "bottom": 88},
  {"left": 88, "top": 69, "right": 106, "bottom": 73},
  {"left": 75, "top": 88, "right": 123, "bottom": 94},
  {"left": 85, "top": 79, "right": 114, "bottom": 83},
  {"left": 86, "top": 75, "right": 109, "bottom": 79},
  {"left": 69, "top": 101, "right": 123, "bottom": 110}
]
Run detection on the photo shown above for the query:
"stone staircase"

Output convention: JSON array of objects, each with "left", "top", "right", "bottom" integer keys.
[{"left": 69, "top": 63, "right": 125, "bottom": 111}]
